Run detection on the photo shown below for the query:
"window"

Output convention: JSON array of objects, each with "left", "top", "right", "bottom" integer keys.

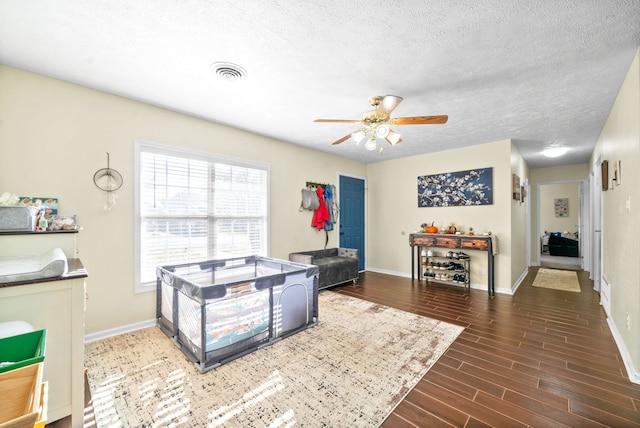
[{"left": 134, "top": 140, "right": 269, "bottom": 292}]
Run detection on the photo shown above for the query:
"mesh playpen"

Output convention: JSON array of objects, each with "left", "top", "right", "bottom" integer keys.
[{"left": 157, "top": 256, "right": 319, "bottom": 372}]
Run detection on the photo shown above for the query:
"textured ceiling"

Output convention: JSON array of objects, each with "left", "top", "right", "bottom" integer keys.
[{"left": 1, "top": 1, "right": 639, "bottom": 167}]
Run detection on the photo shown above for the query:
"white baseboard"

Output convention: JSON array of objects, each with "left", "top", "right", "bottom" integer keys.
[
  {"left": 606, "top": 316, "right": 640, "bottom": 385},
  {"left": 510, "top": 268, "right": 529, "bottom": 294},
  {"left": 365, "top": 267, "right": 410, "bottom": 278},
  {"left": 85, "top": 318, "right": 156, "bottom": 343}
]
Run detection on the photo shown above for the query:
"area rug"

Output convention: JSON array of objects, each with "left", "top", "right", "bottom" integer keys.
[
  {"left": 85, "top": 291, "right": 463, "bottom": 427},
  {"left": 532, "top": 268, "right": 581, "bottom": 292}
]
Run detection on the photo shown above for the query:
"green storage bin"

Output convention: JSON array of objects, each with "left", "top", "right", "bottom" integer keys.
[{"left": 0, "top": 329, "right": 47, "bottom": 373}]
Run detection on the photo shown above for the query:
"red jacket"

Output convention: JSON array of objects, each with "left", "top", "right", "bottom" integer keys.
[{"left": 311, "top": 187, "right": 330, "bottom": 230}]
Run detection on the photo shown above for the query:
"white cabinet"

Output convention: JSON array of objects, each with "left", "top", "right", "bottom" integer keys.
[{"left": 0, "top": 231, "right": 86, "bottom": 427}]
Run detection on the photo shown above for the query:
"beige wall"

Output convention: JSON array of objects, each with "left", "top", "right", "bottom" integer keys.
[
  {"left": 590, "top": 48, "right": 640, "bottom": 378},
  {"left": 0, "top": 65, "right": 366, "bottom": 334},
  {"left": 510, "top": 142, "right": 529, "bottom": 286},
  {"left": 539, "top": 183, "right": 580, "bottom": 235},
  {"left": 0, "top": 62, "right": 531, "bottom": 338},
  {"left": 365, "top": 139, "right": 517, "bottom": 294},
  {"left": 3, "top": 48, "right": 637, "bottom": 375}
]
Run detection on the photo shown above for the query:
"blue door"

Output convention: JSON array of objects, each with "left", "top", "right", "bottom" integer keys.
[{"left": 339, "top": 175, "right": 365, "bottom": 271}]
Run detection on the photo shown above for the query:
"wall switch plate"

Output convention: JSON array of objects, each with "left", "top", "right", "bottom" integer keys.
[{"left": 626, "top": 196, "right": 631, "bottom": 213}]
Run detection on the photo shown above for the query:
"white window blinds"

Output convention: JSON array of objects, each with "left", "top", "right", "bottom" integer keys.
[{"left": 135, "top": 142, "right": 268, "bottom": 290}]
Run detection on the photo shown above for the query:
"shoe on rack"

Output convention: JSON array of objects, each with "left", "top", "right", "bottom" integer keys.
[{"left": 457, "top": 252, "right": 470, "bottom": 260}]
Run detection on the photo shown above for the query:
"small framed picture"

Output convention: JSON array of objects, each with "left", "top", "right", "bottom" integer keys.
[
  {"left": 512, "top": 174, "right": 520, "bottom": 201},
  {"left": 19, "top": 197, "right": 59, "bottom": 215},
  {"left": 554, "top": 198, "right": 569, "bottom": 217},
  {"left": 601, "top": 160, "right": 608, "bottom": 191}
]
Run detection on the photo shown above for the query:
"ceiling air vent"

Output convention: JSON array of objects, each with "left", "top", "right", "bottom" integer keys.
[{"left": 210, "top": 62, "right": 247, "bottom": 82}]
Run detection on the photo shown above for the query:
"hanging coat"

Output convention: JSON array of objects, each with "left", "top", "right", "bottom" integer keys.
[
  {"left": 311, "top": 186, "right": 330, "bottom": 230},
  {"left": 324, "top": 185, "right": 334, "bottom": 232}
]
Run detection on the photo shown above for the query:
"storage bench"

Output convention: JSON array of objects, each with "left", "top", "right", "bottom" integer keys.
[
  {"left": 156, "top": 256, "right": 319, "bottom": 373},
  {"left": 288, "top": 248, "right": 359, "bottom": 290}
]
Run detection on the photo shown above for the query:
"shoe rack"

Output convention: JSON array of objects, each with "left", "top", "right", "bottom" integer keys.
[{"left": 421, "top": 250, "right": 470, "bottom": 289}]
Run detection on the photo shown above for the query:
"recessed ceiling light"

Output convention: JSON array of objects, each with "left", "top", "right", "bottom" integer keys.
[{"left": 210, "top": 62, "right": 247, "bottom": 82}]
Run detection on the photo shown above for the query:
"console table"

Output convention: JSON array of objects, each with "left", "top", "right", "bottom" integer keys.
[{"left": 409, "top": 233, "right": 496, "bottom": 296}]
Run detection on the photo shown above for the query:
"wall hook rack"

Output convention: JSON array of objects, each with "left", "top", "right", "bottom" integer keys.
[{"left": 306, "top": 181, "right": 328, "bottom": 189}]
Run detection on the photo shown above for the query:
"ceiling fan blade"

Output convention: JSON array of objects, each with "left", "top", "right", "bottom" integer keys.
[
  {"left": 331, "top": 132, "right": 357, "bottom": 145},
  {"left": 379, "top": 95, "right": 403, "bottom": 114},
  {"left": 390, "top": 115, "right": 448, "bottom": 125},
  {"left": 314, "top": 119, "right": 362, "bottom": 123}
]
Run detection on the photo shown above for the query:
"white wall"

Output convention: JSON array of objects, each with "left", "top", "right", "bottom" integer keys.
[
  {"left": 589, "top": 48, "right": 640, "bottom": 381},
  {"left": 0, "top": 65, "right": 366, "bottom": 334},
  {"left": 365, "top": 139, "right": 516, "bottom": 294}
]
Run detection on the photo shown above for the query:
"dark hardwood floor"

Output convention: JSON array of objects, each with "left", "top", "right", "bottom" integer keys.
[
  {"left": 47, "top": 267, "right": 640, "bottom": 427},
  {"left": 332, "top": 268, "right": 640, "bottom": 427}
]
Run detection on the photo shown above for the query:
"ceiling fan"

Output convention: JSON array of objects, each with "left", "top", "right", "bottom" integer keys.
[{"left": 314, "top": 95, "right": 448, "bottom": 152}]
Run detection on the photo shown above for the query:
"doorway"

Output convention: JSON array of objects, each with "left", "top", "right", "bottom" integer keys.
[
  {"left": 537, "top": 180, "right": 587, "bottom": 271},
  {"left": 592, "top": 157, "right": 605, "bottom": 301},
  {"left": 339, "top": 175, "right": 365, "bottom": 271}
]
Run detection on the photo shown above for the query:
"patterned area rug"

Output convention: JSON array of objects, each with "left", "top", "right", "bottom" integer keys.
[
  {"left": 532, "top": 268, "right": 581, "bottom": 292},
  {"left": 85, "top": 291, "right": 463, "bottom": 427}
]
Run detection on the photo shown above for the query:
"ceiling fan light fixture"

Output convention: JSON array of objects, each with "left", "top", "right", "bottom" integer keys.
[
  {"left": 351, "top": 129, "right": 367, "bottom": 144},
  {"left": 375, "top": 124, "right": 390, "bottom": 139},
  {"left": 364, "top": 136, "right": 377, "bottom": 151},
  {"left": 386, "top": 130, "right": 402, "bottom": 145},
  {"left": 543, "top": 145, "right": 568, "bottom": 158},
  {"left": 315, "top": 95, "right": 447, "bottom": 151}
]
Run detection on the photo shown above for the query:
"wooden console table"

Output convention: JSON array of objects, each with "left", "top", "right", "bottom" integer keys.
[{"left": 409, "top": 233, "right": 496, "bottom": 296}]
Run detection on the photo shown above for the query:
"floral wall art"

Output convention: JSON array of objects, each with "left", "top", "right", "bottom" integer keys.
[
  {"left": 554, "top": 197, "right": 569, "bottom": 217},
  {"left": 417, "top": 167, "right": 493, "bottom": 207}
]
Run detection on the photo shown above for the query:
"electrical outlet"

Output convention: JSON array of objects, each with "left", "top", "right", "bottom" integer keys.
[{"left": 627, "top": 313, "right": 631, "bottom": 331}]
